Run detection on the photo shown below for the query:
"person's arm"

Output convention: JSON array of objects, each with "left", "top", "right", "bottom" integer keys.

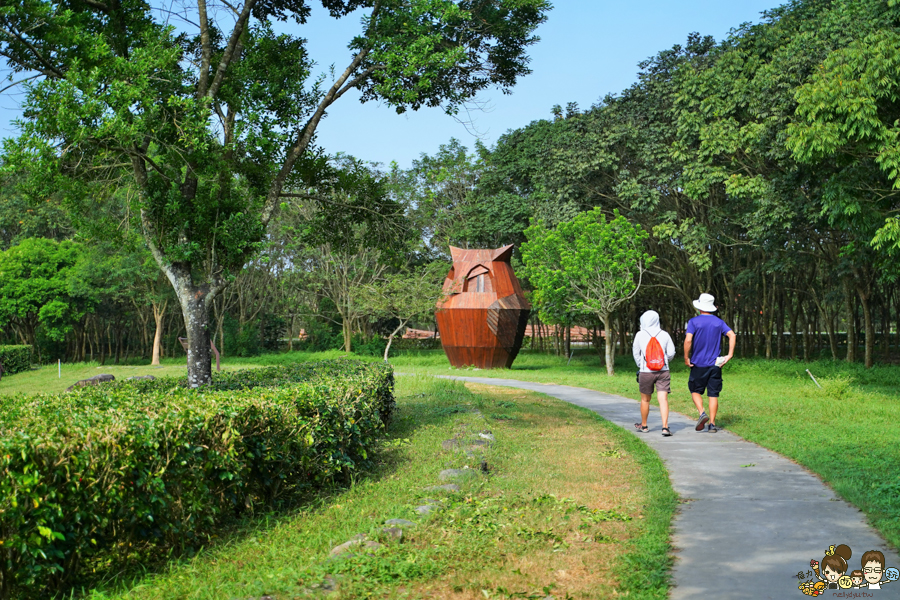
[
  {"left": 664, "top": 333, "right": 676, "bottom": 361},
  {"left": 719, "top": 330, "right": 736, "bottom": 366},
  {"left": 633, "top": 333, "right": 643, "bottom": 369},
  {"left": 684, "top": 333, "right": 694, "bottom": 367}
]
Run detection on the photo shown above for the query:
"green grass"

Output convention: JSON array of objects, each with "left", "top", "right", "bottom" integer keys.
[
  {"left": 6, "top": 346, "right": 898, "bottom": 555},
  {"left": 48, "top": 372, "right": 675, "bottom": 599},
  {"left": 379, "top": 348, "right": 900, "bottom": 551},
  {"left": 17, "top": 344, "right": 892, "bottom": 594}
]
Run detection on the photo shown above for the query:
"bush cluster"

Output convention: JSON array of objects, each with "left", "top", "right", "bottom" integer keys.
[
  {"left": 0, "top": 345, "right": 31, "bottom": 376},
  {"left": 0, "top": 360, "right": 393, "bottom": 598},
  {"left": 389, "top": 337, "right": 442, "bottom": 351}
]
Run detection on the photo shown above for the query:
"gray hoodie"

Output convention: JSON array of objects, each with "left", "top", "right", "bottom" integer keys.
[{"left": 632, "top": 310, "right": 676, "bottom": 372}]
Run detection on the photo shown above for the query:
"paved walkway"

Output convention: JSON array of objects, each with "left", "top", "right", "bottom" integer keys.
[{"left": 442, "top": 376, "right": 900, "bottom": 599}]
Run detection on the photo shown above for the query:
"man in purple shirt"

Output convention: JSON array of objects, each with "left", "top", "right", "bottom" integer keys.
[{"left": 684, "top": 293, "right": 736, "bottom": 433}]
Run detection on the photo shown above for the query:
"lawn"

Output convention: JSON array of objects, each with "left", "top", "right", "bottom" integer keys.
[
  {"left": 382, "top": 348, "right": 900, "bottom": 551},
  {"left": 71, "top": 373, "right": 675, "bottom": 599},
  {"left": 7, "top": 344, "right": 895, "bottom": 595}
]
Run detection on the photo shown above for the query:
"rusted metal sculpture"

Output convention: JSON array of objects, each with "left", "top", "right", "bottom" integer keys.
[{"left": 436, "top": 245, "right": 531, "bottom": 368}]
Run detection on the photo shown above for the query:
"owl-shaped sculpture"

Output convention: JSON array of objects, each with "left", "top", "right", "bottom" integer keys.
[{"left": 436, "top": 245, "right": 531, "bottom": 368}]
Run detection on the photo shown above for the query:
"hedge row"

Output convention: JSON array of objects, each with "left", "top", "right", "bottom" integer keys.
[
  {"left": 0, "top": 345, "right": 31, "bottom": 376},
  {"left": 0, "top": 360, "right": 393, "bottom": 599}
]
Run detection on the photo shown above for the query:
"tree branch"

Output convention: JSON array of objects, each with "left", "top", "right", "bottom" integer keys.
[
  {"left": 206, "top": 0, "right": 257, "bottom": 100},
  {"left": 0, "top": 73, "right": 40, "bottom": 94},
  {"left": 0, "top": 23, "right": 65, "bottom": 78},
  {"left": 262, "top": 0, "right": 384, "bottom": 226},
  {"left": 196, "top": 0, "right": 213, "bottom": 97},
  {"left": 82, "top": 0, "right": 111, "bottom": 12}
]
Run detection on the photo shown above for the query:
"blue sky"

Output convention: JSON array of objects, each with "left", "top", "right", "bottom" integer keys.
[
  {"left": 300, "top": 0, "right": 782, "bottom": 169},
  {"left": 0, "top": 0, "right": 782, "bottom": 170}
]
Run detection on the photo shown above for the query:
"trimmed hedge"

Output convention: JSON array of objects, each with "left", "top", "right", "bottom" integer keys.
[
  {"left": 0, "top": 345, "right": 31, "bottom": 376},
  {"left": 0, "top": 360, "right": 393, "bottom": 598}
]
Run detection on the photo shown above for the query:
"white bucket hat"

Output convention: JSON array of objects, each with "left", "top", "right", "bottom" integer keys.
[{"left": 693, "top": 293, "right": 717, "bottom": 312}]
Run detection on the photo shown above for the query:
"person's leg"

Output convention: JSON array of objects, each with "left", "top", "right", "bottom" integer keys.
[
  {"left": 688, "top": 367, "right": 706, "bottom": 414},
  {"left": 640, "top": 393, "right": 651, "bottom": 427},
  {"left": 707, "top": 367, "right": 723, "bottom": 426},
  {"left": 657, "top": 391, "right": 669, "bottom": 429},
  {"left": 691, "top": 392, "right": 705, "bottom": 415},
  {"left": 636, "top": 373, "right": 652, "bottom": 431}
]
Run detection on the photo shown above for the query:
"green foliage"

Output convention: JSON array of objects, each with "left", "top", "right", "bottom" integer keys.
[
  {"left": 787, "top": 25, "right": 900, "bottom": 253},
  {"left": 0, "top": 360, "right": 393, "bottom": 598},
  {"left": 0, "top": 345, "right": 31, "bottom": 375},
  {"left": 360, "top": 260, "right": 447, "bottom": 357},
  {"left": 522, "top": 208, "right": 651, "bottom": 374},
  {"left": 222, "top": 313, "right": 261, "bottom": 357},
  {"left": 260, "top": 313, "right": 287, "bottom": 352},
  {"left": 351, "top": 334, "right": 388, "bottom": 357},
  {"left": 522, "top": 208, "right": 652, "bottom": 322},
  {"left": 389, "top": 336, "right": 443, "bottom": 351},
  {"left": 0, "top": 178, "right": 72, "bottom": 250},
  {"left": 0, "top": 238, "right": 84, "bottom": 347}
]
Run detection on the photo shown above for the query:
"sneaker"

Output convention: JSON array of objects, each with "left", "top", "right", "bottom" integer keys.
[
  {"left": 707, "top": 423, "right": 718, "bottom": 433},
  {"left": 695, "top": 412, "right": 709, "bottom": 431}
]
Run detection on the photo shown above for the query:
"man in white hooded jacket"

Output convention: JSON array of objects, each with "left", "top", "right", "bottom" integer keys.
[{"left": 632, "top": 310, "right": 677, "bottom": 435}]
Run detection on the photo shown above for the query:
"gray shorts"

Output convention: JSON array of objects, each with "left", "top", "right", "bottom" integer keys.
[{"left": 639, "top": 370, "right": 671, "bottom": 395}]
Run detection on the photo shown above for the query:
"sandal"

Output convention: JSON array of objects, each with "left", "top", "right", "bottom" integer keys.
[
  {"left": 634, "top": 423, "right": 649, "bottom": 433},
  {"left": 661, "top": 427, "right": 672, "bottom": 437}
]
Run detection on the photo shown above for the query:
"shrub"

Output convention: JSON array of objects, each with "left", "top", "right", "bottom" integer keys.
[
  {"left": 352, "top": 334, "right": 387, "bottom": 357},
  {"left": 389, "top": 337, "right": 442, "bottom": 351},
  {"left": 260, "top": 313, "right": 287, "bottom": 351},
  {"left": 0, "top": 360, "right": 393, "bottom": 598},
  {"left": 0, "top": 345, "right": 31, "bottom": 375}
]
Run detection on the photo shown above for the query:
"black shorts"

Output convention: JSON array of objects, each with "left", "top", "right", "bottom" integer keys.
[{"left": 688, "top": 366, "right": 723, "bottom": 397}]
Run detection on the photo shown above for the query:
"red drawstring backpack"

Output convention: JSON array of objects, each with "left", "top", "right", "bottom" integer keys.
[{"left": 645, "top": 334, "right": 666, "bottom": 371}]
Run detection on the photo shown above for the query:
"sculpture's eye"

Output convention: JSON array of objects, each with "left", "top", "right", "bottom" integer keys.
[{"left": 465, "top": 265, "right": 492, "bottom": 292}]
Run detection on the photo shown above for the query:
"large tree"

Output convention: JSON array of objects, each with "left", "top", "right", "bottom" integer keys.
[
  {"left": 361, "top": 260, "right": 446, "bottom": 361},
  {"left": 521, "top": 208, "right": 652, "bottom": 375},
  {"left": 0, "top": 237, "right": 84, "bottom": 358},
  {"left": 0, "top": 0, "right": 550, "bottom": 385}
]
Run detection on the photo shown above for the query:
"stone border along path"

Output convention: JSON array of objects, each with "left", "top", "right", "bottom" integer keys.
[
  {"left": 318, "top": 408, "right": 498, "bottom": 596},
  {"left": 442, "top": 376, "right": 900, "bottom": 600}
]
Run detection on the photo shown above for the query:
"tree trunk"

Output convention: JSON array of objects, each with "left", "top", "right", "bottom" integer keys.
[
  {"left": 788, "top": 297, "right": 799, "bottom": 360},
  {"left": 288, "top": 314, "right": 296, "bottom": 352},
  {"left": 151, "top": 299, "right": 168, "bottom": 366},
  {"left": 843, "top": 280, "right": 856, "bottom": 363},
  {"left": 342, "top": 317, "right": 352, "bottom": 353},
  {"left": 825, "top": 311, "right": 838, "bottom": 361},
  {"left": 384, "top": 319, "right": 407, "bottom": 362},
  {"left": 776, "top": 288, "right": 785, "bottom": 359},
  {"left": 881, "top": 289, "right": 891, "bottom": 361},
  {"left": 177, "top": 285, "right": 214, "bottom": 387},
  {"left": 857, "top": 285, "right": 874, "bottom": 369},
  {"left": 529, "top": 315, "right": 535, "bottom": 350},
  {"left": 798, "top": 302, "right": 810, "bottom": 361},
  {"left": 601, "top": 313, "right": 614, "bottom": 376}
]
